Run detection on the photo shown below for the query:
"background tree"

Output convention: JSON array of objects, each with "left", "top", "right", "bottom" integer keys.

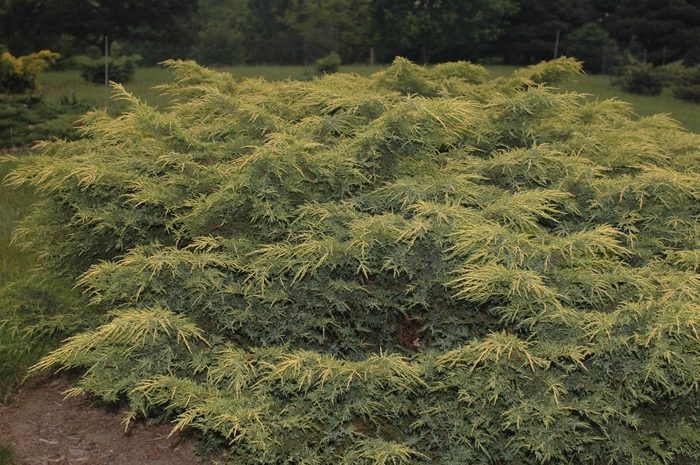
[
  {"left": 0, "top": 0, "right": 198, "bottom": 57},
  {"left": 604, "top": 0, "right": 700, "bottom": 65},
  {"left": 3, "top": 0, "right": 700, "bottom": 70},
  {"left": 487, "top": 0, "right": 598, "bottom": 65},
  {"left": 373, "top": 0, "right": 518, "bottom": 64},
  {"left": 244, "top": 0, "right": 303, "bottom": 65},
  {"left": 280, "top": 0, "right": 374, "bottom": 64},
  {"left": 191, "top": 0, "right": 249, "bottom": 65}
]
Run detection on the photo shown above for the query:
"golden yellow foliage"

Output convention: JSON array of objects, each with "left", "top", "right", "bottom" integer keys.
[{"left": 0, "top": 50, "right": 60, "bottom": 93}]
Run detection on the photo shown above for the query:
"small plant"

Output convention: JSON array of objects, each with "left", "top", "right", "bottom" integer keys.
[
  {"left": 0, "top": 444, "right": 14, "bottom": 465},
  {"left": 75, "top": 53, "right": 142, "bottom": 84},
  {"left": 0, "top": 50, "right": 60, "bottom": 94},
  {"left": 615, "top": 61, "right": 663, "bottom": 96},
  {"left": 315, "top": 51, "right": 341, "bottom": 74}
]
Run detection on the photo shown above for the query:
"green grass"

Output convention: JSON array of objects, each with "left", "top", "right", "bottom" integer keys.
[
  {"left": 0, "top": 444, "right": 14, "bottom": 465},
  {"left": 0, "top": 160, "right": 37, "bottom": 285},
  {"left": 38, "top": 67, "right": 176, "bottom": 116},
  {"left": 483, "top": 64, "right": 519, "bottom": 79}
]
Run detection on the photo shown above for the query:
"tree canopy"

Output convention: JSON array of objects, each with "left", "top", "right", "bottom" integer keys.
[
  {"left": 281, "top": 0, "right": 374, "bottom": 64},
  {"left": 2, "top": 0, "right": 700, "bottom": 66},
  {"left": 372, "top": 0, "right": 518, "bottom": 64},
  {"left": 0, "top": 0, "right": 198, "bottom": 55},
  {"left": 605, "top": 0, "right": 700, "bottom": 65},
  {"left": 487, "top": 0, "right": 597, "bottom": 64}
]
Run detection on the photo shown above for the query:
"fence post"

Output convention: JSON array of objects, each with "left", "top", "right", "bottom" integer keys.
[{"left": 105, "top": 36, "right": 109, "bottom": 108}]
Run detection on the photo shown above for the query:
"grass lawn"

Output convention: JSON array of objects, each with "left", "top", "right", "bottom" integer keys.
[{"left": 0, "top": 160, "right": 36, "bottom": 285}]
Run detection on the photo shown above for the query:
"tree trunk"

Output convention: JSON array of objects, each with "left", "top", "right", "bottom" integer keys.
[{"left": 420, "top": 32, "right": 431, "bottom": 64}]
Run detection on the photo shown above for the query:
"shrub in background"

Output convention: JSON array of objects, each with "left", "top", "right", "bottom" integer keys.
[
  {"left": 6, "top": 57, "right": 700, "bottom": 464},
  {"left": 655, "top": 60, "right": 686, "bottom": 87},
  {"left": 75, "top": 53, "right": 142, "bottom": 84},
  {"left": 615, "top": 60, "right": 663, "bottom": 96},
  {"left": 315, "top": 51, "right": 341, "bottom": 74},
  {"left": 0, "top": 94, "right": 90, "bottom": 148},
  {"left": 0, "top": 50, "right": 60, "bottom": 94},
  {"left": 671, "top": 65, "right": 700, "bottom": 104}
]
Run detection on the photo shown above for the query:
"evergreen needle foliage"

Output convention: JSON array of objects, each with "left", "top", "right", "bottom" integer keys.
[{"left": 5, "top": 56, "right": 700, "bottom": 463}]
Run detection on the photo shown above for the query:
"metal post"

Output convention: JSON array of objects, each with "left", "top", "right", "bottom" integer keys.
[
  {"left": 554, "top": 30, "right": 560, "bottom": 59},
  {"left": 105, "top": 36, "right": 109, "bottom": 107}
]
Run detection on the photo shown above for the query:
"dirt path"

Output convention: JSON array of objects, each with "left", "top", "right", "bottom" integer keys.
[{"left": 0, "top": 375, "right": 207, "bottom": 465}]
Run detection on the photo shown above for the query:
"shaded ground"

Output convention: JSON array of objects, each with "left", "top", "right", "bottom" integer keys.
[{"left": 0, "top": 374, "right": 208, "bottom": 465}]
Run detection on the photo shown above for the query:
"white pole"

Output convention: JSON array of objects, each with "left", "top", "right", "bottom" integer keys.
[
  {"left": 370, "top": 47, "right": 375, "bottom": 67},
  {"left": 105, "top": 36, "right": 109, "bottom": 107},
  {"left": 663, "top": 45, "right": 666, "bottom": 66},
  {"left": 553, "top": 30, "right": 560, "bottom": 59}
]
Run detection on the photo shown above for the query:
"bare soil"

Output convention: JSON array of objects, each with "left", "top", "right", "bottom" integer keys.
[{"left": 0, "top": 374, "right": 208, "bottom": 465}]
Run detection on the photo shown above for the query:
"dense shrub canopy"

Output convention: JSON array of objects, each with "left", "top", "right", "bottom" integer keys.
[
  {"left": 6, "top": 57, "right": 700, "bottom": 464},
  {"left": 0, "top": 50, "right": 60, "bottom": 93}
]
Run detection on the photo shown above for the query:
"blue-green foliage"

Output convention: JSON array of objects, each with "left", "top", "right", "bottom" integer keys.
[
  {"left": 75, "top": 53, "right": 141, "bottom": 84},
  {"left": 0, "top": 94, "right": 90, "bottom": 148},
  {"left": 616, "top": 61, "right": 663, "bottom": 96},
  {"left": 565, "top": 22, "right": 616, "bottom": 74},
  {"left": 672, "top": 65, "right": 700, "bottom": 104},
  {"left": 315, "top": 51, "right": 342, "bottom": 74},
  {"left": 6, "top": 57, "right": 700, "bottom": 463}
]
